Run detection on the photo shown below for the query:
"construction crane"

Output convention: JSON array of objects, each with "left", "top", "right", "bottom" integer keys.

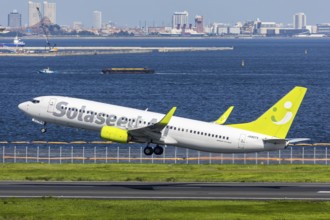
[{"left": 36, "top": 7, "right": 58, "bottom": 52}]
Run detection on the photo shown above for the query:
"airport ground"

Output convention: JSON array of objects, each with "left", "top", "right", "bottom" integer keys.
[
  {"left": 0, "top": 164, "right": 330, "bottom": 219},
  {"left": 1, "top": 163, "right": 330, "bottom": 182},
  {"left": 0, "top": 198, "right": 329, "bottom": 220}
]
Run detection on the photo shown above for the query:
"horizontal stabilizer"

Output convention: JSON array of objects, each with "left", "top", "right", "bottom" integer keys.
[
  {"left": 287, "top": 138, "right": 311, "bottom": 144},
  {"left": 263, "top": 139, "right": 287, "bottom": 145}
]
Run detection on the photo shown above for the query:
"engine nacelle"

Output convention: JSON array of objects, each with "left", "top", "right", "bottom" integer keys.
[{"left": 100, "top": 126, "right": 129, "bottom": 143}]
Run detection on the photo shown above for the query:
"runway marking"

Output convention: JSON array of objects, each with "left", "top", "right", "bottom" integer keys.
[{"left": 317, "top": 191, "right": 330, "bottom": 194}]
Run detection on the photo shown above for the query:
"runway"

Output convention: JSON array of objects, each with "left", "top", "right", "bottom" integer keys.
[{"left": 0, "top": 182, "right": 330, "bottom": 200}]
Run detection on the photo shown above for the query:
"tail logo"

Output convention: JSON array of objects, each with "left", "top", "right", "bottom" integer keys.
[{"left": 271, "top": 101, "right": 293, "bottom": 125}]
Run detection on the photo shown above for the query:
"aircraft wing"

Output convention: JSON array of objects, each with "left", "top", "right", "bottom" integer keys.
[
  {"left": 214, "top": 106, "right": 234, "bottom": 125},
  {"left": 128, "top": 107, "right": 177, "bottom": 142}
]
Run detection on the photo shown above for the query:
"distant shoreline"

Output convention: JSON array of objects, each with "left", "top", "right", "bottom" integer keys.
[{"left": 0, "top": 35, "right": 330, "bottom": 40}]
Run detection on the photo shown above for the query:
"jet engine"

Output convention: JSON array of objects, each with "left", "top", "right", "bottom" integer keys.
[{"left": 100, "top": 126, "right": 129, "bottom": 143}]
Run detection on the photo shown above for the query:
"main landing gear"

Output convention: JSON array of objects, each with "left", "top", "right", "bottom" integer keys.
[{"left": 143, "top": 145, "right": 164, "bottom": 156}]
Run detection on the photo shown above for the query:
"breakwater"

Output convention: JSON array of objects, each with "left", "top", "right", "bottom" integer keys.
[{"left": 0, "top": 46, "right": 234, "bottom": 57}]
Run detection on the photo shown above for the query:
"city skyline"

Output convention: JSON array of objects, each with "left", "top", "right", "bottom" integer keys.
[{"left": 1, "top": 0, "right": 330, "bottom": 28}]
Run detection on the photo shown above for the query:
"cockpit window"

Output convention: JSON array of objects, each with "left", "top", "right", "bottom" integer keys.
[{"left": 32, "top": 99, "right": 40, "bottom": 104}]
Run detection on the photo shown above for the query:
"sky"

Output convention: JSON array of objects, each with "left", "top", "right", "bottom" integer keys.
[{"left": 1, "top": 0, "right": 330, "bottom": 27}]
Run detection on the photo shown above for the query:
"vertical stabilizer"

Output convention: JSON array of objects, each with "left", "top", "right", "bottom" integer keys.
[{"left": 228, "top": 86, "right": 307, "bottom": 138}]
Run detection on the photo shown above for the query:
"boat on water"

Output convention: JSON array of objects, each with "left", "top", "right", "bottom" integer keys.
[
  {"left": 38, "top": 68, "right": 55, "bottom": 74},
  {"left": 0, "top": 36, "right": 25, "bottom": 47},
  {"left": 101, "top": 68, "right": 155, "bottom": 74},
  {"left": 0, "top": 26, "right": 9, "bottom": 34}
]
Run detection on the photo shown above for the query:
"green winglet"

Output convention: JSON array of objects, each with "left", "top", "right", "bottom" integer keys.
[
  {"left": 159, "top": 107, "right": 177, "bottom": 126},
  {"left": 215, "top": 106, "right": 234, "bottom": 125}
]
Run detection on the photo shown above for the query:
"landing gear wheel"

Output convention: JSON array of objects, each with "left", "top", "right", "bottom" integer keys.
[
  {"left": 41, "top": 128, "right": 47, "bottom": 133},
  {"left": 144, "top": 146, "right": 154, "bottom": 156},
  {"left": 154, "top": 146, "right": 164, "bottom": 155}
]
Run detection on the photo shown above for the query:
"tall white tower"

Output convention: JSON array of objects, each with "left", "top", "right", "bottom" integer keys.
[
  {"left": 28, "top": 1, "right": 41, "bottom": 27},
  {"left": 43, "top": 1, "right": 57, "bottom": 24},
  {"left": 93, "top": 11, "right": 102, "bottom": 29},
  {"left": 293, "top": 12, "right": 306, "bottom": 29},
  {"left": 172, "top": 11, "right": 189, "bottom": 29}
]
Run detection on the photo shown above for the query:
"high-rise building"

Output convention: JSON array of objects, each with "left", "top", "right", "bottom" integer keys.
[
  {"left": 172, "top": 11, "right": 189, "bottom": 29},
  {"left": 93, "top": 11, "right": 102, "bottom": 29},
  {"left": 28, "top": 1, "right": 41, "bottom": 27},
  {"left": 195, "top": 15, "right": 204, "bottom": 33},
  {"left": 293, "top": 12, "right": 306, "bottom": 29},
  {"left": 73, "top": 21, "right": 84, "bottom": 30},
  {"left": 43, "top": 1, "right": 56, "bottom": 24},
  {"left": 8, "top": 10, "right": 22, "bottom": 28}
]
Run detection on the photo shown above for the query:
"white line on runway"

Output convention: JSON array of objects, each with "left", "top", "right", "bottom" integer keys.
[{"left": 317, "top": 191, "right": 330, "bottom": 194}]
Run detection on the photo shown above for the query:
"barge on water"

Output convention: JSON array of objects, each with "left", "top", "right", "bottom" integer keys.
[{"left": 101, "top": 67, "right": 155, "bottom": 74}]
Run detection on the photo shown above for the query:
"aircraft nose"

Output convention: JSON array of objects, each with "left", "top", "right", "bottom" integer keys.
[{"left": 18, "top": 102, "right": 28, "bottom": 112}]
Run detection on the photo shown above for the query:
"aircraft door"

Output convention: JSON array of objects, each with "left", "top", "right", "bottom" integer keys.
[
  {"left": 47, "top": 98, "right": 57, "bottom": 113},
  {"left": 238, "top": 134, "right": 246, "bottom": 149}
]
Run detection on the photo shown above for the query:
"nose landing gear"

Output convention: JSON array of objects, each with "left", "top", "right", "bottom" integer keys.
[
  {"left": 41, "top": 123, "right": 47, "bottom": 133},
  {"left": 143, "top": 145, "right": 164, "bottom": 156}
]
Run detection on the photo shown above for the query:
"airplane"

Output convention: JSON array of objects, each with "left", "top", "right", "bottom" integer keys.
[{"left": 18, "top": 86, "right": 309, "bottom": 155}]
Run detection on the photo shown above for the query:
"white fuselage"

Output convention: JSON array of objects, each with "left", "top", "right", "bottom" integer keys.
[{"left": 18, "top": 96, "right": 286, "bottom": 153}]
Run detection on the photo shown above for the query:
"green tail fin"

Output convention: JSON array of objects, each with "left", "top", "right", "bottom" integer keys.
[{"left": 228, "top": 86, "right": 307, "bottom": 138}]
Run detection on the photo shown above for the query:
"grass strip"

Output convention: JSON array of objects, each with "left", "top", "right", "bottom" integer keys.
[
  {"left": 0, "top": 198, "right": 329, "bottom": 220},
  {"left": 0, "top": 164, "right": 329, "bottom": 182}
]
